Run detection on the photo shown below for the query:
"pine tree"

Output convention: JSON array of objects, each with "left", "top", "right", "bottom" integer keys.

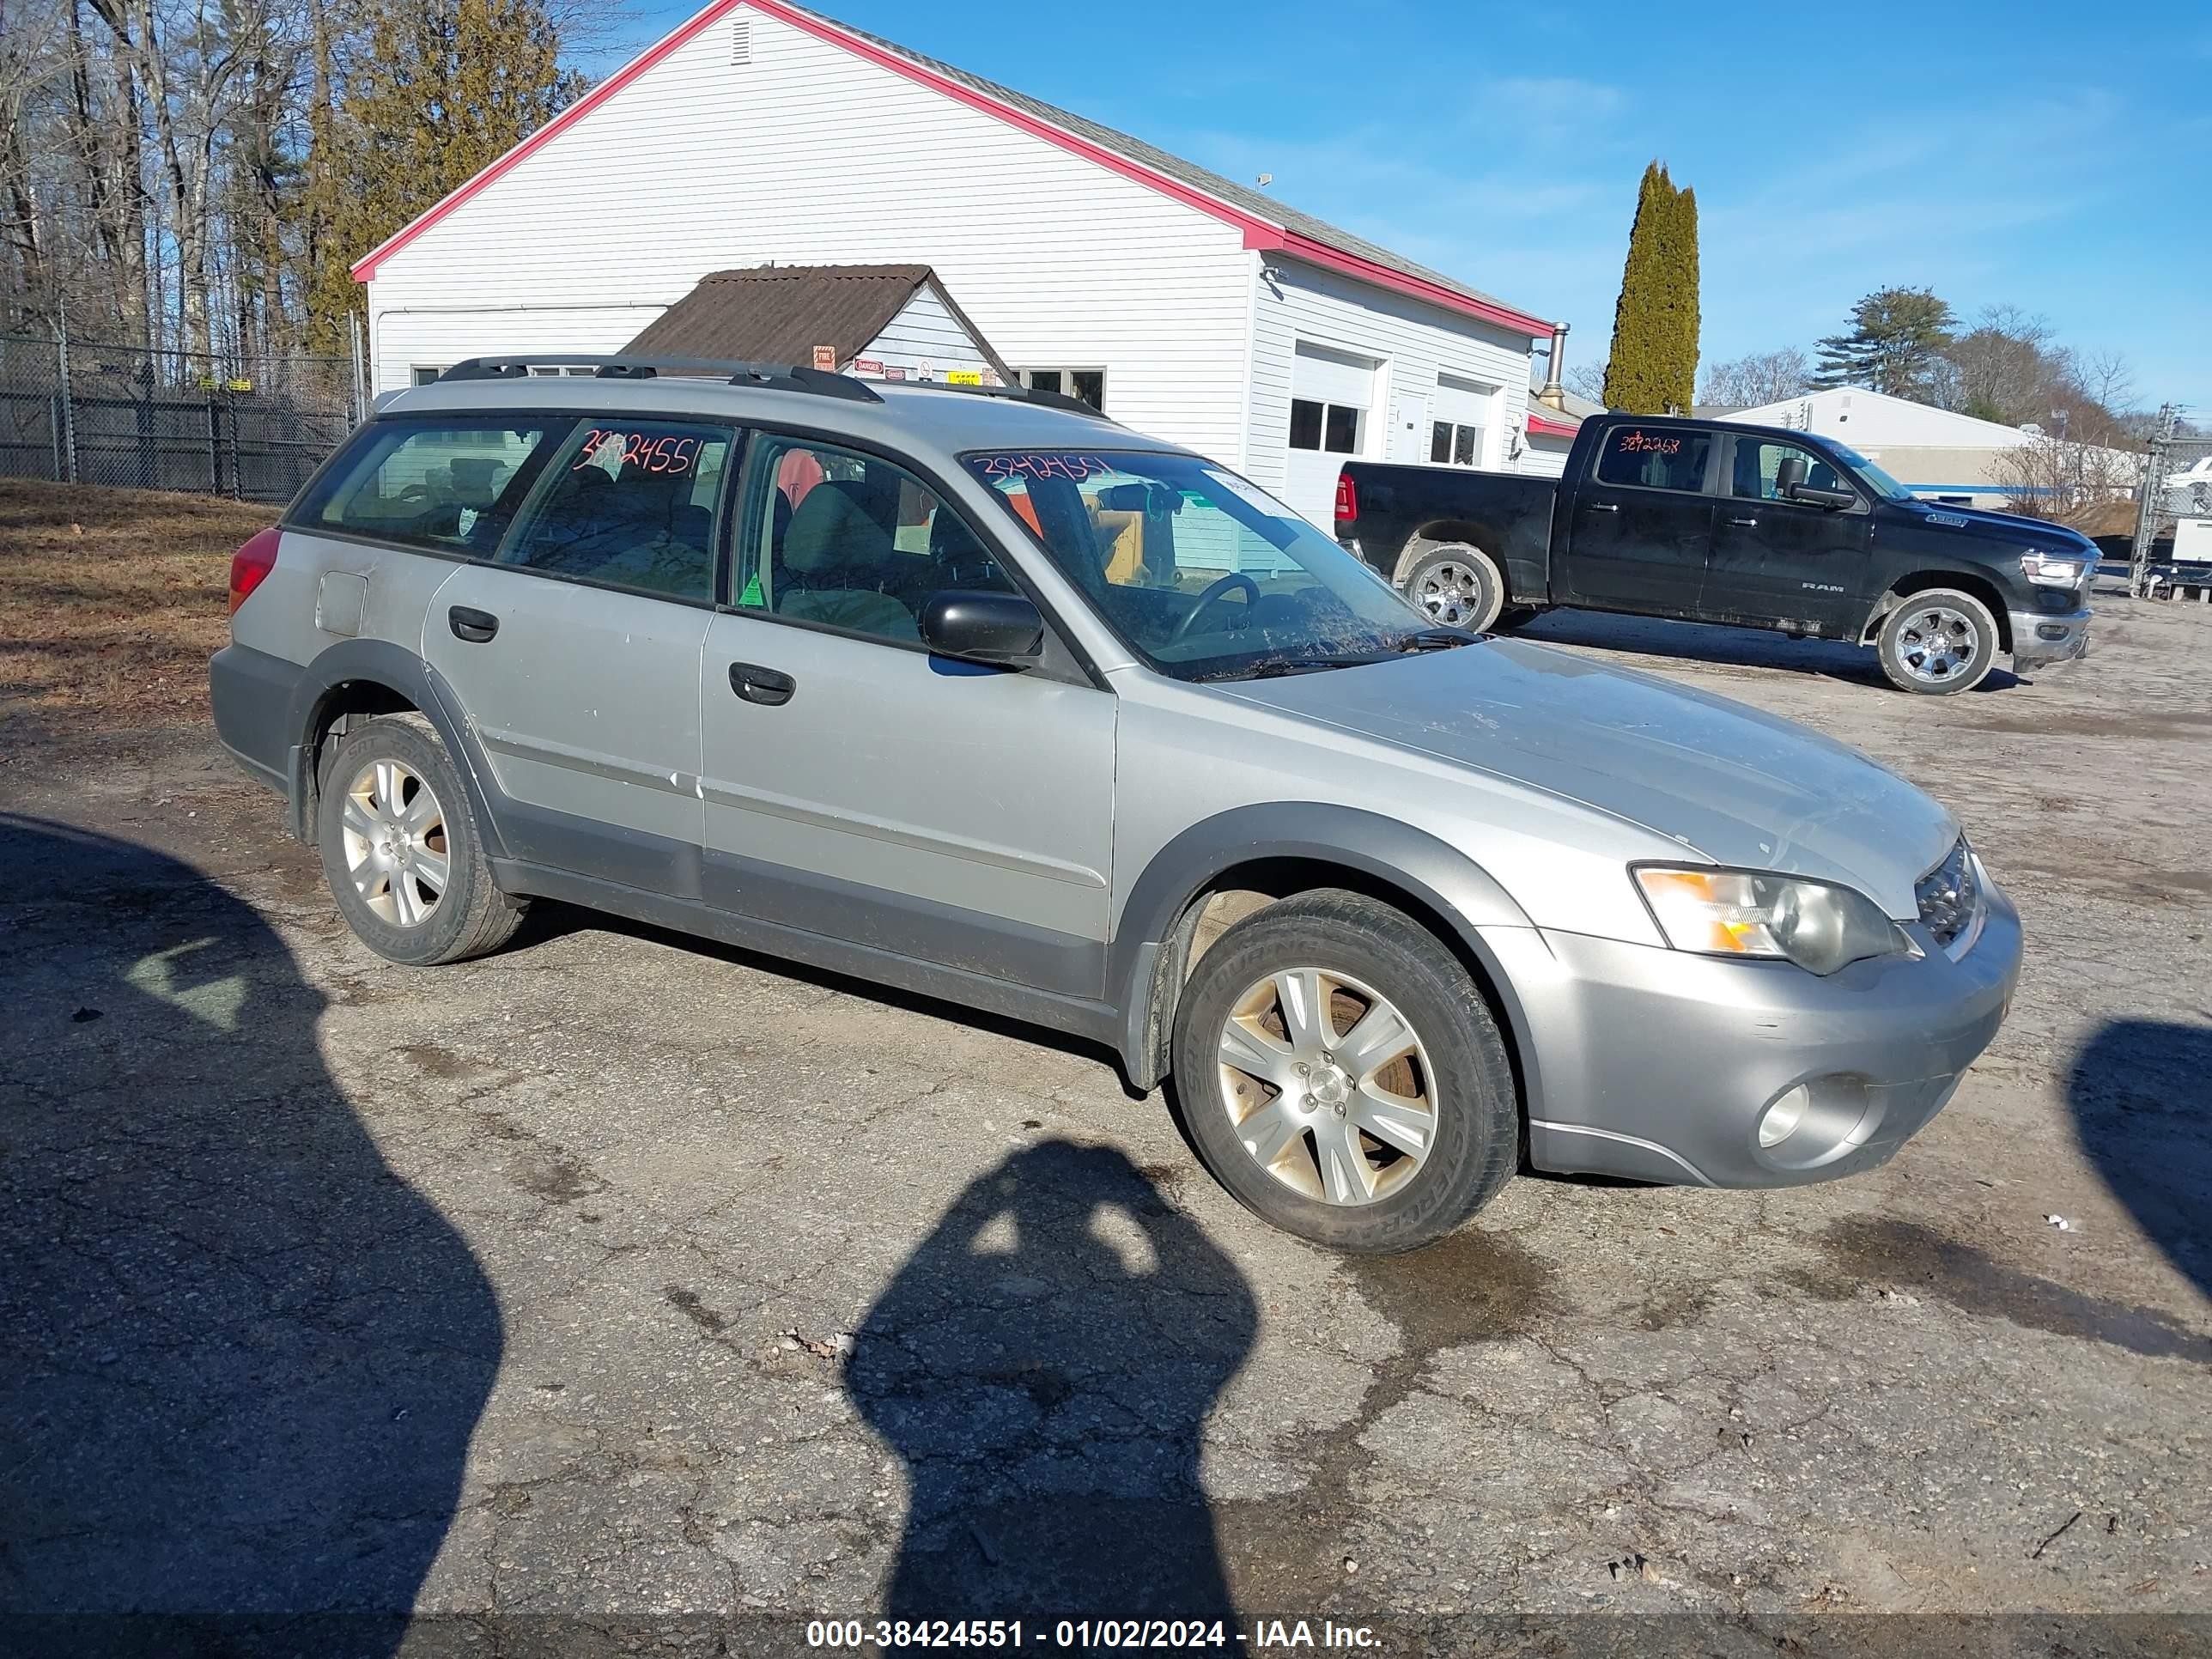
[
  {"left": 1812, "top": 288, "right": 1959, "bottom": 398},
  {"left": 1602, "top": 162, "right": 1699, "bottom": 414},
  {"left": 302, "top": 0, "right": 581, "bottom": 354}
]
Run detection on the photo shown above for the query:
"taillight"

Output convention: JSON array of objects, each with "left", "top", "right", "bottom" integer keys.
[
  {"left": 228, "top": 526, "right": 281, "bottom": 615},
  {"left": 1334, "top": 472, "right": 1358, "bottom": 525}
]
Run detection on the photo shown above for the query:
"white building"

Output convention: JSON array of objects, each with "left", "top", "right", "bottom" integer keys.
[
  {"left": 1718, "top": 386, "right": 2054, "bottom": 508},
  {"left": 352, "top": 0, "right": 1565, "bottom": 524}
]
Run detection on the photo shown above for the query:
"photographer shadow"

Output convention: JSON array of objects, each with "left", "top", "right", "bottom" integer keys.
[{"left": 848, "top": 1140, "right": 1255, "bottom": 1639}]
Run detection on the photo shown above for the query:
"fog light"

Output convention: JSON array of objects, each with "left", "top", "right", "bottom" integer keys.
[
  {"left": 1759, "top": 1085, "right": 1810, "bottom": 1148},
  {"left": 2037, "top": 623, "right": 2068, "bottom": 641}
]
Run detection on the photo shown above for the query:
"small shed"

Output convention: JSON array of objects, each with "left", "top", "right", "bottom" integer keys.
[{"left": 623, "top": 264, "right": 1014, "bottom": 386}]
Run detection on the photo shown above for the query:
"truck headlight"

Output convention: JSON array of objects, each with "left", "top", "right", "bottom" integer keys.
[
  {"left": 1633, "top": 866, "right": 1914, "bottom": 975},
  {"left": 2020, "top": 550, "right": 2086, "bottom": 586}
]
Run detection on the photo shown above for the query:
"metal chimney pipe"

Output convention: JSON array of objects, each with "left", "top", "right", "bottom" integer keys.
[{"left": 1535, "top": 322, "right": 1570, "bottom": 411}]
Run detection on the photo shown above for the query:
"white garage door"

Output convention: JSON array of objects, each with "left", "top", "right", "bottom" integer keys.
[
  {"left": 1285, "top": 341, "right": 1379, "bottom": 526},
  {"left": 1431, "top": 373, "right": 1498, "bottom": 469}
]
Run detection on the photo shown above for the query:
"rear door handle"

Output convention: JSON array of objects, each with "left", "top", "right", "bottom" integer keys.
[
  {"left": 1725, "top": 515, "right": 1759, "bottom": 527},
  {"left": 448, "top": 605, "right": 499, "bottom": 643},
  {"left": 729, "top": 661, "right": 796, "bottom": 707},
  {"left": 1586, "top": 501, "right": 1620, "bottom": 514}
]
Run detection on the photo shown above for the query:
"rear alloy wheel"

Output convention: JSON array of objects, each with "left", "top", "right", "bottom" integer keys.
[
  {"left": 1403, "top": 545, "right": 1505, "bottom": 632},
  {"left": 317, "top": 713, "right": 524, "bottom": 966},
  {"left": 1171, "top": 889, "right": 1517, "bottom": 1253},
  {"left": 1877, "top": 587, "right": 1998, "bottom": 695}
]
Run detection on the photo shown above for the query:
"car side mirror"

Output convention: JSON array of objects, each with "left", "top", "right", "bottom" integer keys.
[
  {"left": 1774, "top": 455, "right": 1808, "bottom": 496},
  {"left": 919, "top": 590, "right": 1045, "bottom": 666}
]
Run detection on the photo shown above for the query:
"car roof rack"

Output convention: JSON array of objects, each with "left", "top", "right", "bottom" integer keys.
[
  {"left": 435, "top": 355, "right": 883, "bottom": 404},
  {"left": 891, "top": 378, "right": 1116, "bottom": 422}
]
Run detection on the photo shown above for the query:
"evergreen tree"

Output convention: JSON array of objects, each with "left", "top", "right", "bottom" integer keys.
[
  {"left": 302, "top": 0, "right": 581, "bottom": 353},
  {"left": 1602, "top": 162, "right": 1698, "bottom": 414},
  {"left": 1812, "top": 287, "right": 1959, "bottom": 398}
]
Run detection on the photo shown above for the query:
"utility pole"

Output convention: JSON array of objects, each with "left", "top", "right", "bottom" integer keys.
[{"left": 2130, "top": 403, "right": 2179, "bottom": 599}]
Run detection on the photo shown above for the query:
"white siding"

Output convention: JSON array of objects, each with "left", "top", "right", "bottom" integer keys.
[
  {"left": 1244, "top": 254, "right": 1538, "bottom": 522},
  {"left": 365, "top": 6, "right": 1249, "bottom": 458},
  {"left": 858, "top": 285, "right": 993, "bottom": 380},
  {"left": 1519, "top": 434, "right": 1571, "bottom": 478}
]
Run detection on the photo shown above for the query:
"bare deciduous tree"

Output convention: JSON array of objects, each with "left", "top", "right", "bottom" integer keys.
[{"left": 1698, "top": 346, "right": 1811, "bottom": 410}]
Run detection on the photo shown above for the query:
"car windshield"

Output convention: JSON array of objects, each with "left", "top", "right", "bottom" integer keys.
[
  {"left": 1834, "top": 445, "right": 1917, "bottom": 503},
  {"left": 961, "top": 450, "right": 1444, "bottom": 680}
]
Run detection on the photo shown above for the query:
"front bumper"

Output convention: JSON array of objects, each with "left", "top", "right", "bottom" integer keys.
[
  {"left": 1494, "top": 878, "right": 2021, "bottom": 1189},
  {"left": 2008, "top": 602, "right": 2091, "bottom": 671}
]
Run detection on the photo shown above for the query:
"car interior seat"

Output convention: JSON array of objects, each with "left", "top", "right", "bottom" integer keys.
[{"left": 777, "top": 477, "right": 920, "bottom": 640}]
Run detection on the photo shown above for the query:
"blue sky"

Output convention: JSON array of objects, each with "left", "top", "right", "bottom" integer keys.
[{"left": 594, "top": 1, "right": 2212, "bottom": 410}]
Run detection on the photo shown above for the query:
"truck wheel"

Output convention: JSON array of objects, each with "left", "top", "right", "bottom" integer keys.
[
  {"left": 1876, "top": 589, "right": 1999, "bottom": 695},
  {"left": 317, "top": 713, "right": 526, "bottom": 966},
  {"left": 1401, "top": 544, "right": 1505, "bottom": 632},
  {"left": 1171, "top": 889, "right": 1518, "bottom": 1254}
]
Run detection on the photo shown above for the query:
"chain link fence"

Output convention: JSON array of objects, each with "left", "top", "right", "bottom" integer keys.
[
  {"left": 0, "top": 331, "right": 364, "bottom": 504},
  {"left": 2129, "top": 423, "right": 2212, "bottom": 596}
]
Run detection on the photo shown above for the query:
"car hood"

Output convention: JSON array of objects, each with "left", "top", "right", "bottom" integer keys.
[
  {"left": 1213, "top": 641, "right": 1957, "bottom": 918},
  {"left": 1889, "top": 496, "right": 2095, "bottom": 554}
]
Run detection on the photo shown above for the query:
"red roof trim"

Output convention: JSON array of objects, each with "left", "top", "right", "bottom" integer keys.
[
  {"left": 352, "top": 0, "right": 1554, "bottom": 339},
  {"left": 1527, "top": 411, "right": 1579, "bottom": 439}
]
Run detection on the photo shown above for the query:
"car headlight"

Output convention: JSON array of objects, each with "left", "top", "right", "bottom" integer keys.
[
  {"left": 2021, "top": 550, "right": 2086, "bottom": 586},
  {"left": 1633, "top": 866, "right": 1914, "bottom": 975}
]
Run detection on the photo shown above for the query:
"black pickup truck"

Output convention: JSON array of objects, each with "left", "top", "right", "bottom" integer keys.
[{"left": 1332, "top": 411, "right": 2095, "bottom": 694}]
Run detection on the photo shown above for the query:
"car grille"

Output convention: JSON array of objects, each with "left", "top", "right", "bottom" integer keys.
[{"left": 1916, "top": 838, "right": 1981, "bottom": 952}]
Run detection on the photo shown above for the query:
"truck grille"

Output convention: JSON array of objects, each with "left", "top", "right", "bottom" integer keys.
[{"left": 1915, "top": 838, "right": 1981, "bottom": 953}]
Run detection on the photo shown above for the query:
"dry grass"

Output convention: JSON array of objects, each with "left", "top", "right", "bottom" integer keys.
[{"left": 0, "top": 477, "right": 271, "bottom": 732}]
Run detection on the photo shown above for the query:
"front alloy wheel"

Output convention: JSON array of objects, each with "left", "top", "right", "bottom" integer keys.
[{"left": 1217, "top": 967, "right": 1438, "bottom": 1206}]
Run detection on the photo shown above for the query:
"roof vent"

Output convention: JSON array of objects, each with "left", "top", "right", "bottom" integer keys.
[{"left": 731, "top": 17, "right": 750, "bottom": 64}]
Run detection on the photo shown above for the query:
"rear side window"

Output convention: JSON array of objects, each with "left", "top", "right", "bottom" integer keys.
[
  {"left": 499, "top": 421, "right": 733, "bottom": 601},
  {"left": 296, "top": 417, "right": 565, "bottom": 554},
  {"left": 1593, "top": 426, "right": 1712, "bottom": 494}
]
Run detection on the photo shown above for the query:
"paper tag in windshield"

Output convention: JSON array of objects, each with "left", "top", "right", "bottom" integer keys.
[{"left": 1200, "top": 467, "right": 1297, "bottom": 521}]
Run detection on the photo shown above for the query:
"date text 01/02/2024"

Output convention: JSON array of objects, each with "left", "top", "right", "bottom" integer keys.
[{"left": 804, "top": 1619, "right": 1382, "bottom": 1649}]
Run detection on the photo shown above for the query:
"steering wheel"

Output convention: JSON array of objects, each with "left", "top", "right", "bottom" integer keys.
[{"left": 1167, "top": 572, "right": 1260, "bottom": 646}]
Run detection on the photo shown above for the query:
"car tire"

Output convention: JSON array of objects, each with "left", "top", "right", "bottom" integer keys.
[
  {"left": 1876, "top": 588, "right": 1999, "bottom": 695},
  {"left": 316, "top": 712, "right": 525, "bottom": 967},
  {"left": 1401, "top": 544, "right": 1506, "bottom": 632},
  {"left": 1170, "top": 889, "right": 1518, "bottom": 1254}
]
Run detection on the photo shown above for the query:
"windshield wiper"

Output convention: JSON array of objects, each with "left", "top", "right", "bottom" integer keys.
[
  {"left": 1195, "top": 650, "right": 1395, "bottom": 683},
  {"left": 1395, "top": 627, "right": 1479, "bottom": 652}
]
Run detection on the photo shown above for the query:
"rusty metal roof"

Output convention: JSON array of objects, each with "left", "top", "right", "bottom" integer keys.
[{"left": 622, "top": 264, "right": 1013, "bottom": 379}]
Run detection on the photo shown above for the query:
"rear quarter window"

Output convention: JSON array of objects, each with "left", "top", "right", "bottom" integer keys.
[
  {"left": 1593, "top": 426, "right": 1712, "bottom": 494},
  {"left": 295, "top": 417, "right": 568, "bottom": 555}
]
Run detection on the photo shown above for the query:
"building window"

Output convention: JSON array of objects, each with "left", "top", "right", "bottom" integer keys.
[
  {"left": 1431, "top": 421, "right": 1486, "bottom": 468},
  {"left": 1022, "top": 368, "right": 1105, "bottom": 410},
  {"left": 1290, "top": 398, "right": 1364, "bottom": 456},
  {"left": 410, "top": 366, "right": 443, "bottom": 386}
]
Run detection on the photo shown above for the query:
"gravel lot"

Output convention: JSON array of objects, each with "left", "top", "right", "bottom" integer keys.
[{"left": 4, "top": 581, "right": 2209, "bottom": 1656}]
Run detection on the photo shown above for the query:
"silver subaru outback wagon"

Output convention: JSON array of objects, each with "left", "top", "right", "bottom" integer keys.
[{"left": 210, "top": 356, "right": 2021, "bottom": 1254}]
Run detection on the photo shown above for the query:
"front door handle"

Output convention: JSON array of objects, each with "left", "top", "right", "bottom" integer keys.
[
  {"left": 1725, "top": 514, "right": 1759, "bottom": 527},
  {"left": 448, "top": 605, "right": 499, "bottom": 644},
  {"left": 1586, "top": 501, "right": 1620, "bottom": 514},
  {"left": 729, "top": 661, "right": 796, "bottom": 707}
]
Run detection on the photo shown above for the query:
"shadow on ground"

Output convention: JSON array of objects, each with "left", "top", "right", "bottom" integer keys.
[
  {"left": 2069, "top": 1017, "right": 2212, "bottom": 1305},
  {"left": 848, "top": 1140, "right": 1255, "bottom": 1642},
  {"left": 1516, "top": 609, "right": 2022, "bottom": 692},
  {"left": 0, "top": 815, "right": 499, "bottom": 1654}
]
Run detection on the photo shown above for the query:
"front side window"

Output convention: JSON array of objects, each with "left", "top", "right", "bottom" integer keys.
[
  {"left": 1593, "top": 425, "right": 1712, "bottom": 494},
  {"left": 1832, "top": 445, "right": 1917, "bottom": 502},
  {"left": 736, "top": 438, "right": 1014, "bottom": 645},
  {"left": 963, "top": 450, "right": 1431, "bottom": 680},
  {"left": 499, "top": 420, "right": 732, "bottom": 600},
  {"left": 1729, "top": 436, "right": 1852, "bottom": 503},
  {"left": 296, "top": 416, "right": 563, "bottom": 554}
]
